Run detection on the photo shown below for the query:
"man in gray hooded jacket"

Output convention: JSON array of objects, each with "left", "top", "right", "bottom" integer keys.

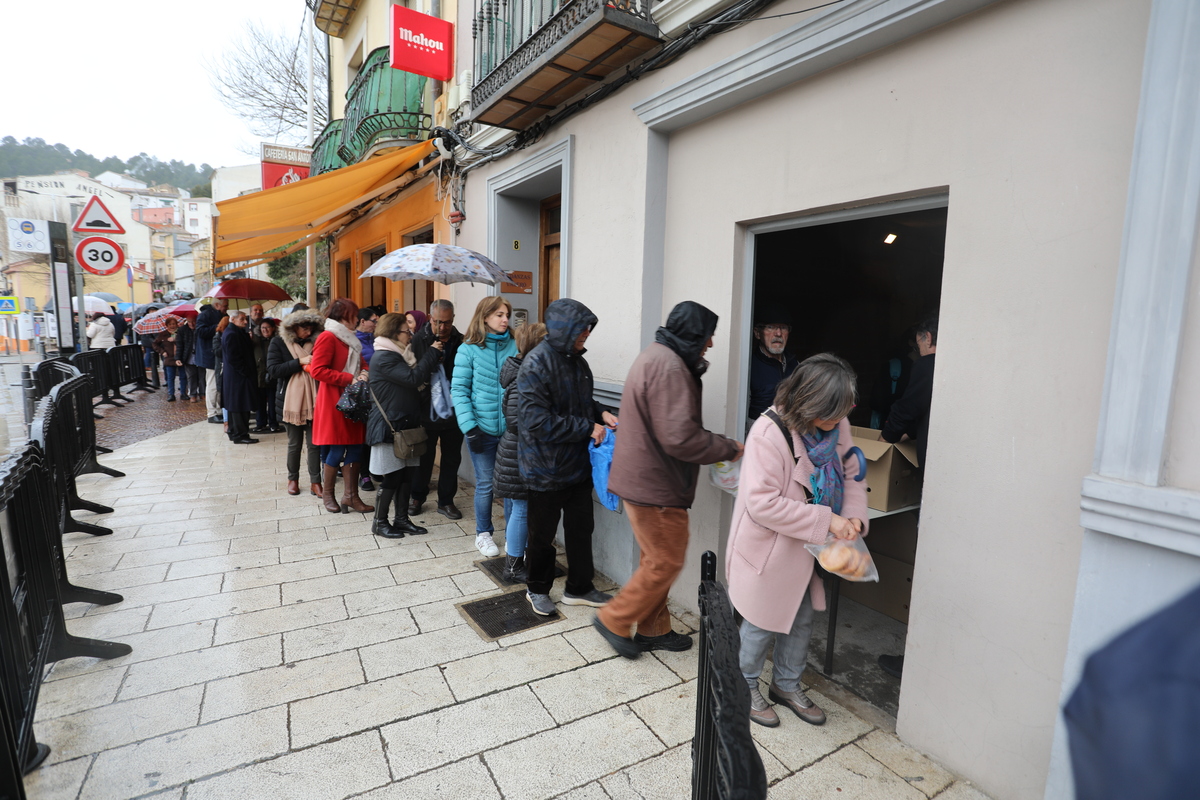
[{"left": 517, "top": 298, "right": 618, "bottom": 616}]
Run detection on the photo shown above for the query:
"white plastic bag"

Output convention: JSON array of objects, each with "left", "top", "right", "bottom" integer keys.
[
  {"left": 710, "top": 460, "right": 740, "bottom": 495},
  {"left": 805, "top": 535, "right": 879, "bottom": 582}
]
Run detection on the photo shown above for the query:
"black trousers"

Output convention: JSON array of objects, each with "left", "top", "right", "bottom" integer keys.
[
  {"left": 227, "top": 411, "right": 250, "bottom": 441},
  {"left": 525, "top": 481, "right": 595, "bottom": 597},
  {"left": 412, "top": 424, "right": 464, "bottom": 506}
]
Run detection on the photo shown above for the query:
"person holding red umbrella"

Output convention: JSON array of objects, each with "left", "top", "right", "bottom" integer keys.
[{"left": 310, "top": 298, "right": 374, "bottom": 515}]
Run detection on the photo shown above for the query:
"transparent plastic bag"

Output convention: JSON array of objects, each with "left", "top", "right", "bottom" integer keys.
[
  {"left": 710, "top": 460, "right": 740, "bottom": 494},
  {"left": 805, "top": 535, "right": 879, "bottom": 582}
]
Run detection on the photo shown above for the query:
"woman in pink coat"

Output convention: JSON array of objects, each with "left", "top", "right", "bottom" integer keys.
[{"left": 725, "top": 354, "right": 869, "bottom": 729}]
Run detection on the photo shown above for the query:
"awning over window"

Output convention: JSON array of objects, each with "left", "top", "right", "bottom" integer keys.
[{"left": 214, "top": 140, "right": 434, "bottom": 269}]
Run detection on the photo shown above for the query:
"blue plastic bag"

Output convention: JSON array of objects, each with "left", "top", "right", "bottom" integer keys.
[{"left": 589, "top": 429, "right": 620, "bottom": 512}]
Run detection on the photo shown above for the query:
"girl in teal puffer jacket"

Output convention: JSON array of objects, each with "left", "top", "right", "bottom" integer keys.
[{"left": 452, "top": 297, "right": 519, "bottom": 557}]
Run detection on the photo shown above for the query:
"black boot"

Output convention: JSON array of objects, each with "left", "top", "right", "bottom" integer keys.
[
  {"left": 372, "top": 488, "right": 404, "bottom": 539},
  {"left": 504, "top": 555, "right": 528, "bottom": 584},
  {"left": 392, "top": 483, "right": 428, "bottom": 535}
]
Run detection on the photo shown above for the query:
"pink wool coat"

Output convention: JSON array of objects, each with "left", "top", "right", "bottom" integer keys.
[{"left": 725, "top": 412, "right": 869, "bottom": 633}]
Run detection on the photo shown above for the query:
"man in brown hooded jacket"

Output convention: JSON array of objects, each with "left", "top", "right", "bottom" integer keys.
[{"left": 594, "top": 301, "right": 742, "bottom": 659}]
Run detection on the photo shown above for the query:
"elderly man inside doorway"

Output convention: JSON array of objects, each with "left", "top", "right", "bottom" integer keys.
[{"left": 748, "top": 311, "right": 797, "bottom": 430}]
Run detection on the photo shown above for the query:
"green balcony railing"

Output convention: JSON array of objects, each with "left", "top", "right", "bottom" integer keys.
[
  {"left": 337, "top": 47, "right": 432, "bottom": 164},
  {"left": 311, "top": 119, "right": 348, "bottom": 176}
]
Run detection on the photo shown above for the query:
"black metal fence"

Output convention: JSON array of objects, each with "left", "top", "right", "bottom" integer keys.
[
  {"left": 692, "top": 551, "right": 767, "bottom": 800},
  {"left": 0, "top": 382, "right": 131, "bottom": 785}
]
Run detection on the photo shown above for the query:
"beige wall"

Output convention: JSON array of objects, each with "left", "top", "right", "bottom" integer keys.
[{"left": 454, "top": 0, "right": 1153, "bottom": 797}]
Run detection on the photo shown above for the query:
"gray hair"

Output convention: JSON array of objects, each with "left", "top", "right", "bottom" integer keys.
[
  {"left": 773, "top": 353, "right": 858, "bottom": 433},
  {"left": 430, "top": 298, "right": 454, "bottom": 314},
  {"left": 230, "top": 311, "right": 248, "bottom": 323}
]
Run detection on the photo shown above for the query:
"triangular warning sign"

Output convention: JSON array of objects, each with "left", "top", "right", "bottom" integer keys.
[{"left": 72, "top": 196, "right": 126, "bottom": 234}]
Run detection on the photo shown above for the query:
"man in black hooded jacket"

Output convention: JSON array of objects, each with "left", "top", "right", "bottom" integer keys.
[{"left": 517, "top": 298, "right": 618, "bottom": 616}]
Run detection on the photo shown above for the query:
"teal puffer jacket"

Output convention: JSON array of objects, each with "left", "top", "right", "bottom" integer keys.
[{"left": 452, "top": 331, "right": 518, "bottom": 436}]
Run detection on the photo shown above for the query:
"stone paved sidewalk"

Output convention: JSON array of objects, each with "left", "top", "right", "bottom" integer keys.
[{"left": 23, "top": 420, "right": 993, "bottom": 800}]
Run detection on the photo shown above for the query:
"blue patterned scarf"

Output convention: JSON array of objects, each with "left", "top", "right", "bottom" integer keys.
[{"left": 801, "top": 427, "right": 844, "bottom": 514}]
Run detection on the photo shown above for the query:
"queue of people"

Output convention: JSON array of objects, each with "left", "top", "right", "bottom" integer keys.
[{"left": 181, "top": 289, "right": 932, "bottom": 733}]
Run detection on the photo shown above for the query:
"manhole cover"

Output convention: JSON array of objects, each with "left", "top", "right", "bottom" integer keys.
[
  {"left": 458, "top": 591, "right": 562, "bottom": 642},
  {"left": 476, "top": 556, "right": 567, "bottom": 590}
]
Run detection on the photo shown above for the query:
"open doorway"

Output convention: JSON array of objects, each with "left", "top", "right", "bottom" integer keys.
[
  {"left": 749, "top": 200, "right": 947, "bottom": 718},
  {"left": 361, "top": 246, "right": 389, "bottom": 309},
  {"left": 399, "top": 227, "right": 435, "bottom": 315}
]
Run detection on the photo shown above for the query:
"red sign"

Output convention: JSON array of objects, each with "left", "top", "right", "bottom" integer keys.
[
  {"left": 75, "top": 236, "right": 126, "bottom": 276},
  {"left": 73, "top": 196, "right": 126, "bottom": 234},
  {"left": 390, "top": 5, "right": 453, "bottom": 82},
  {"left": 261, "top": 162, "right": 311, "bottom": 189}
]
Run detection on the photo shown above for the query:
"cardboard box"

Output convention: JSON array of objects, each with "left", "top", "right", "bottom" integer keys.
[
  {"left": 838, "top": 552, "right": 914, "bottom": 624},
  {"left": 864, "top": 510, "right": 919, "bottom": 565},
  {"left": 850, "top": 426, "right": 922, "bottom": 511}
]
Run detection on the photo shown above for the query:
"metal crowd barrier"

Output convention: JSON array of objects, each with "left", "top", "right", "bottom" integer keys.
[
  {"left": 28, "top": 358, "right": 74, "bottom": 401},
  {"left": 0, "top": 440, "right": 131, "bottom": 780},
  {"left": 692, "top": 551, "right": 767, "bottom": 800},
  {"left": 68, "top": 349, "right": 119, "bottom": 411},
  {"left": 107, "top": 343, "right": 155, "bottom": 398},
  {"left": 0, "top": 681, "right": 27, "bottom": 800}
]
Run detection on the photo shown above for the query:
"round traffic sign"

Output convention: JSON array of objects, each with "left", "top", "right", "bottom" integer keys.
[{"left": 75, "top": 236, "right": 126, "bottom": 276}]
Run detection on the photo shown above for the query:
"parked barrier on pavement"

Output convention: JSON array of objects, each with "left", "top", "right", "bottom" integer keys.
[
  {"left": 0, "top": 680, "right": 27, "bottom": 799},
  {"left": 106, "top": 344, "right": 155, "bottom": 399},
  {"left": 0, "top": 441, "right": 131, "bottom": 780},
  {"left": 68, "top": 349, "right": 119, "bottom": 411},
  {"left": 29, "top": 358, "right": 76, "bottom": 401},
  {"left": 692, "top": 551, "right": 767, "bottom": 800},
  {"left": 45, "top": 376, "right": 124, "bottom": 485}
]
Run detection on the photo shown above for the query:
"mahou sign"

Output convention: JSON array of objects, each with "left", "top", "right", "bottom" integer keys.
[{"left": 390, "top": 5, "right": 453, "bottom": 82}]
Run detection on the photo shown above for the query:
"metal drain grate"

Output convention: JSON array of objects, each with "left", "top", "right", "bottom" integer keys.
[
  {"left": 458, "top": 591, "right": 561, "bottom": 642},
  {"left": 476, "top": 556, "right": 568, "bottom": 590}
]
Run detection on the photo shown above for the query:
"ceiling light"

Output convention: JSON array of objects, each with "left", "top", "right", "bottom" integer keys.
[{"left": 884, "top": 234, "right": 897, "bottom": 244}]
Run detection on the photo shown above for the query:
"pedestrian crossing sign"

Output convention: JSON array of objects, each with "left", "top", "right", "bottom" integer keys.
[{"left": 0, "top": 297, "right": 18, "bottom": 314}]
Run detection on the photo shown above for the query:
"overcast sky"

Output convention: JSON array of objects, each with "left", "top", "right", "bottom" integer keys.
[{"left": 8, "top": 0, "right": 313, "bottom": 170}]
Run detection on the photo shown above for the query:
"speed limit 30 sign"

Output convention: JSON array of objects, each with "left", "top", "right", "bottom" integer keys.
[{"left": 75, "top": 236, "right": 126, "bottom": 276}]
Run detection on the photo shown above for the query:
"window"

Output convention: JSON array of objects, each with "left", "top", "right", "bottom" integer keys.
[{"left": 189, "top": 203, "right": 198, "bottom": 211}]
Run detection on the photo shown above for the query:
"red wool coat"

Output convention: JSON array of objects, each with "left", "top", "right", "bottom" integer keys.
[
  {"left": 725, "top": 414, "right": 869, "bottom": 633},
  {"left": 310, "top": 329, "right": 365, "bottom": 446}
]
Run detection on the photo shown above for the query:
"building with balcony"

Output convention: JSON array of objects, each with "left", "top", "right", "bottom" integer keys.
[
  {"left": 305, "top": 1, "right": 448, "bottom": 314},
  {"left": 438, "top": 1, "right": 1200, "bottom": 800}
]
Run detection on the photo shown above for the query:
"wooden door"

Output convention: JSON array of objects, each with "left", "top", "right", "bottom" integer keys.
[{"left": 539, "top": 195, "right": 561, "bottom": 318}]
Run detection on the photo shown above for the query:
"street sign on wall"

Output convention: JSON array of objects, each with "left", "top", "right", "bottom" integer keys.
[
  {"left": 72, "top": 196, "right": 126, "bottom": 234},
  {"left": 6, "top": 218, "right": 50, "bottom": 254},
  {"left": 390, "top": 5, "right": 453, "bottom": 81},
  {"left": 74, "top": 236, "right": 126, "bottom": 276}
]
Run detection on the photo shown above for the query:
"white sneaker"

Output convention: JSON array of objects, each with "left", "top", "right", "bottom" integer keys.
[{"left": 475, "top": 533, "right": 500, "bottom": 557}]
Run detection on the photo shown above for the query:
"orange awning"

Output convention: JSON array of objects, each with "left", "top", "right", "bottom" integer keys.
[{"left": 214, "top": 140, "right": 434, "bottom": 268}]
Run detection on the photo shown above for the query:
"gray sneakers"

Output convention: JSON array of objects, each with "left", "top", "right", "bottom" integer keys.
[
  {"left": 748, "top": 684, "right": 780, "bottom": 728},
  {"left": 561, "top": 589, "right": 612, "bottom": 607},
  {"left": 526, "top": 591, "right": 556, "bottom": 616}
]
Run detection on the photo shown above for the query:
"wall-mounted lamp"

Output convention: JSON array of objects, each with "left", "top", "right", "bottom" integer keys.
[{"left": 884, "top": 233, "right": 897, "bottom": 244}]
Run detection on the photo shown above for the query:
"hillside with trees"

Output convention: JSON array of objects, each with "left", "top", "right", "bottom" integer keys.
[{"left": 0, "top": 136, "right": 214, "bottom": 196}]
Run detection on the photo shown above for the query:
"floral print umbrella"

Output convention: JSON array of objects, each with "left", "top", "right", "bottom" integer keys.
[{"left": 359, "top": 244, "right": 513, "bottom": 286}]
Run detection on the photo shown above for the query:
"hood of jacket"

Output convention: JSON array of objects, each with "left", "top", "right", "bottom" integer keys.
[
  {"left": 91, "top": 316, "right": 114, "bottom": 330},
  {"left": 544, "top": 298, "right": 598, "bottom": 357},
  {"left": 278, "top": 311, "right": 325, "bottom": 345},
  {"left": 500, "top": 353, "right": 524, "bottom": 389},
  {"left": 655, "top": 301, "right": 718, "bottom": 377}
]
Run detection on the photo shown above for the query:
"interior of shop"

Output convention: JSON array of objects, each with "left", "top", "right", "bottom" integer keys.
[{"left": 750, "top": 204, "right": 947, "bottom": 718}]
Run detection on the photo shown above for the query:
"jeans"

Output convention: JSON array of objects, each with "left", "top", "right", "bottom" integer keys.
[
  {"left": 413, "top": 424, "right": 464, "bottom": 506},
  {"left": 597, "top": 503, "right": 689, "bottom": 638},
  {"left": 467, "top": 431, "right": 511, "bottom": 534},
  {"left": 320, "top": 444, "right": 364, "bottom": 467},
  {"left": 738, "top": 590, "right": 815, "bottom": 693},
  {"left": 505, "top": 499, "right": 529, "bottom": 558},
  {"left": 285, "top": 422, "right": 320, "bottom": 483},
  {"left": 164, "top": 364, "right": 188, "bottom": 398},
  {"left": 525, "top": 482, "right": 595, "bottom": 597}
]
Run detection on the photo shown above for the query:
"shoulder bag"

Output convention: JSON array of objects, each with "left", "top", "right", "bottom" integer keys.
[{"left": 370, "top": 386, "right": 428, "bottom": 459}]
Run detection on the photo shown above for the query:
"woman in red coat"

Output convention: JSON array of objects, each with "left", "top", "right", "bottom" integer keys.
[{"left": 310, "top": 297, "right": 374, "bottom": 514}]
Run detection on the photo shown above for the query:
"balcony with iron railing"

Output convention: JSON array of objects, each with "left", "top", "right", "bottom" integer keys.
[
  {"left": 306, "top": 0, "right": 361, "bottom": 38},
  {"left": 311, "top": 119, "right": 348, "bottom": 176},
  {"left": 470, "top": 0, "right": 661, "bottom": 130},
  {"left": 336, "top": 47, "right": 432, "bottom": 164}
]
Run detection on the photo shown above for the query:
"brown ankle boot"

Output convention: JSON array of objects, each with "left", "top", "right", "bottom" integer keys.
[
  {"left": 321, "top": 463, "right": 341, "bottom": 513},
  {"left": 338, "top": 462, "right": 374, "bottom": 513}
]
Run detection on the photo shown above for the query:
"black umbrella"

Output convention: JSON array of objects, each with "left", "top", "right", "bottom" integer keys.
[
  {"left": 88, "top": 291, "right": 123, "bottom": 303},
  {"left": 134, "top": 302, "right": 166, "bottom": 319}
]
